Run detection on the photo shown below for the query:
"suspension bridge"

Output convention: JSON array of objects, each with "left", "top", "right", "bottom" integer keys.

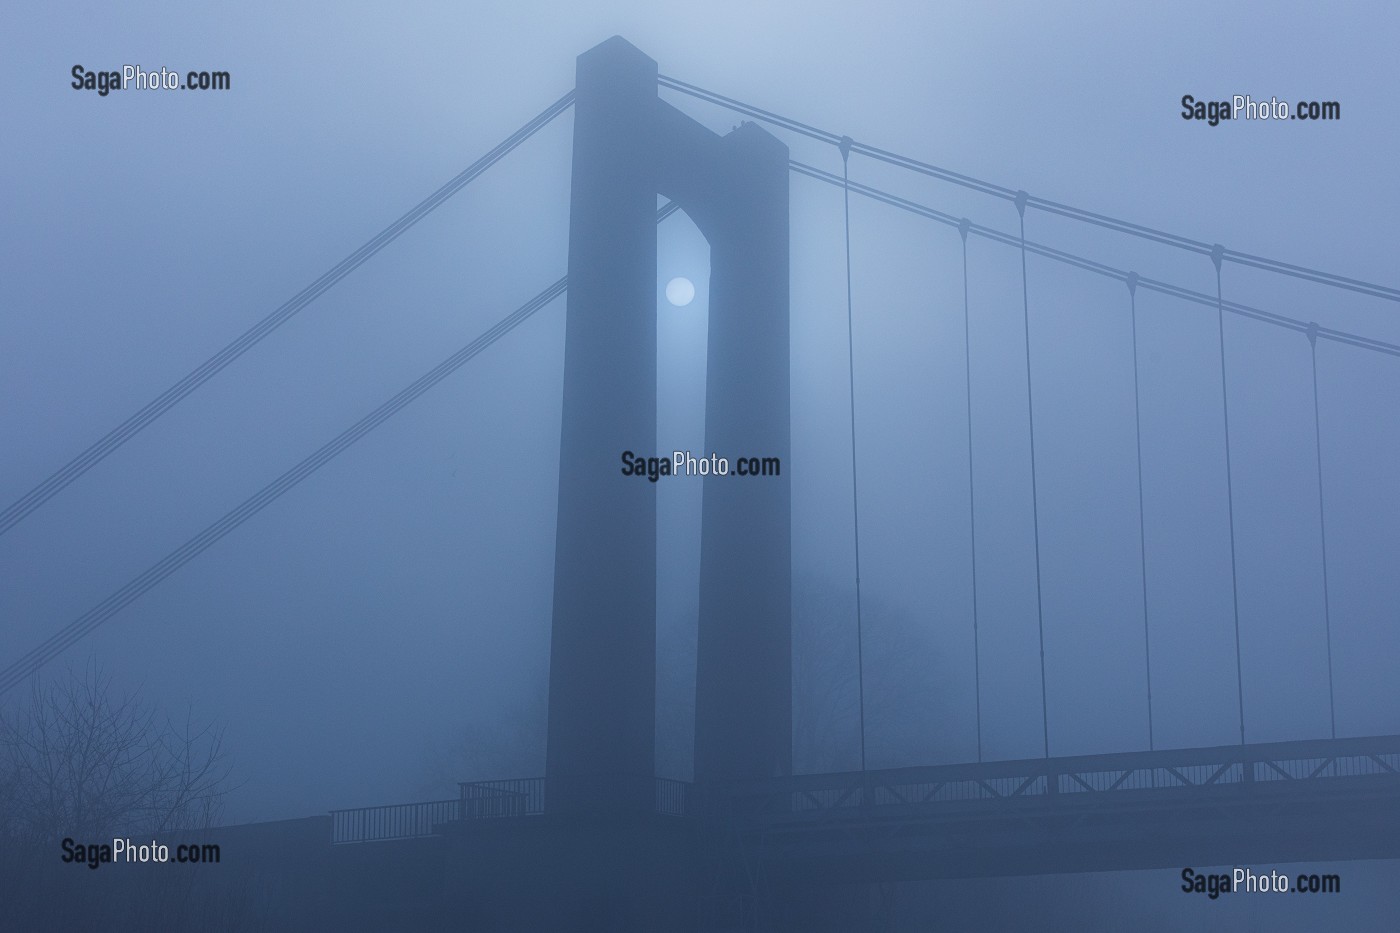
[{"left": 4, "top": 35, "right": 1398, "bottom": 930}]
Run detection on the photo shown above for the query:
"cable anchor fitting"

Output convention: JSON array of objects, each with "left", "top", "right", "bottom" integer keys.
[
  {"left": 1211, "top": 243, "right": 1225, "bottom": 272},
  {"left": 1014, "top": 190, "right": 1028, "bottom": 218},
  {"left": 1126, "top": 271, "right": 1139, "bottom": 297},
  {"left": 838, "top": 135, "right": 853, "bottom": 165},
  {"left": 958, "top": 218, "right": 971, "bottom": 242},
  {"left": 1306, "top": 321, "right": 1319, "bottom": 347}
]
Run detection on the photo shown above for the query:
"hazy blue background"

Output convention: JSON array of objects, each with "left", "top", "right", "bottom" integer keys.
[{"left": 4, "top": 0, "right": 1398, "bottom": 925}]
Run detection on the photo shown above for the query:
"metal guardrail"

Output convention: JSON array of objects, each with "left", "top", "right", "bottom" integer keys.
[
  {"left": 331, "top": 736, "right": 1400, "bottom": 841},
  {"left": 330, "top": 799, "right": 461, "bottom": 844},
  {"left": 460, "top": 778, "right": 543, "bottom": 817},
  {"left": 654, "top": 777, "right": 691, "bottom": 816},
  {"left": 455, "top": 777, "right": 696, "bottom": 819},
  {"left": 334, "top": 777, "right": 694, "bottom": 842},
  {"left": 710, "top": 735, "right": 1400, "bottom": 821}
]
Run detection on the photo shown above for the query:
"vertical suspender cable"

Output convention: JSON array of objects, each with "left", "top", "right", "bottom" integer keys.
[
  {"left": 1016, "top": 192, "right": 1050, "bottom": 758},
  {"left": 960, "top": 220, "right": 984, "bottom": 763},
  {"left": 1127, "top": 273, "right": 1155, "bottom": 750},
  {"left": 840, "top": 137, "right": 868, "bottom": 773},
  {"left": 1212, "top": 245, "right": 1247, "bottom": 745},
  {"left": 1306, "top": 322, "right": 1337, "bottom": 739}
]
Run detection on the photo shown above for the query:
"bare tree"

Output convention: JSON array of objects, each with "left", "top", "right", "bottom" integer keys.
[
  {"left": 793, "top": 573, "right": 953, "bottom": 774},
  {"left": 0, "top": 662, "right": 231, "bottom": 845},
  {"left": 0, "top": 662, "right": 256, "bottom": 932}
]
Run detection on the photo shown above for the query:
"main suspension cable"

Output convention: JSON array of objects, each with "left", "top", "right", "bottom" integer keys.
[
  {"left": 790, "top": 161, "right": 1400, "bottom": 360},
  {"left": 0, "top": 90, "right": 576, "bottom": 538},
  {"left": 0, "top": 279, "right": 564, "bottom": 697},
  {"left": 663, "top": 78, "right": 1400, "bottom": 303},
  {"left": 0, "top": 202, "right": 681, "bottom": 695}
]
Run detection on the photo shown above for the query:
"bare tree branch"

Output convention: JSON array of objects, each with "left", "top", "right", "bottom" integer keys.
[{"left": 0, "top": 661, "right": 233, "bottom": 842}]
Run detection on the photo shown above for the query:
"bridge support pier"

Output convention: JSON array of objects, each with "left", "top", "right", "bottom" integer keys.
[
  {"left": 546, "top": 38, "right": 661, "bottom": 815},
  {"left": 546, "top": 34, "right": 791, "bottom": 816}
]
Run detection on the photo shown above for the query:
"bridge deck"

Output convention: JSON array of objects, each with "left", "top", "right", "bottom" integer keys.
[{"left": 332, "top": 734, "right": 1400, "bottom": 879}]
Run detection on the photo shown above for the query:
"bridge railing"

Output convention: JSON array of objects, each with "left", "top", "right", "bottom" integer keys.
[
  {"left": 460, "top": 778, "right": 545, "bottom": 817},
  {"left": 655, "top": 776, "right": 692, "bottom": 817},
  {"left": 330, "top": 798, "right": 462, "bottom": 844},
  {"left": 456, "top": 776, "right": 697, "bottom": 818},
  {"left": 705, "top": 734, "right": 1400, "bottom": 821},
  {"left": 331, "top": 736, "right": 1400, "bottom": 839},
  {"left": 334, "top": 776, "right": 695, "bottom": 842}
]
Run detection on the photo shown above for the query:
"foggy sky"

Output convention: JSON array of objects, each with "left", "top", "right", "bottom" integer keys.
[{"left": 4, "top": 0, "right": 1398, "bottom": 844}]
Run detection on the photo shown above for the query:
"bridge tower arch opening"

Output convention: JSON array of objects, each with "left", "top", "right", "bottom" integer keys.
[{"left": 546, "top": 36, "right": 791, "bottom": 813}]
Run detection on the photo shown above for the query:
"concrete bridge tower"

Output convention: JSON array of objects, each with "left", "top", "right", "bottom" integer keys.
[{"left": 545, "top": 35, "right": 791, "bottom": 813}]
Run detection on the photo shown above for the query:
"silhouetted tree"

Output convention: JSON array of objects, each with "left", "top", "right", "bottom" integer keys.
[
  {"left": 793, "top": 573, "right": 951, "bottom": 773},
  {"left": 0, "top": 662, "right": 230, "bottom": 842},
  {"left": 0, "top": 662, "right": 248, "bottom": 931}
]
